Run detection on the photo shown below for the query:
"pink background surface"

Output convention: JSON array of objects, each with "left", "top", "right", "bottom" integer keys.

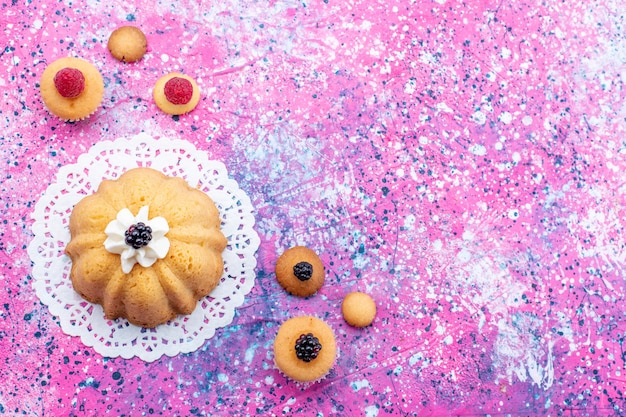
[{"left": 2, "top": 0, "right": 626, "bottom": 416}]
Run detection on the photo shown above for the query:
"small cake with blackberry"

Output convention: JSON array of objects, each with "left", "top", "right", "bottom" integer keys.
[
  {"left": 275, "top": 246, "right": 324, "bottom": 297},
  {"left": 153, "top": 72, "right": 200, "bottom": 115},
  {"left": 342, "top": 292, "right": 376, "bottom": 327},
  {"left": 273, "top": 316, "right": 337, "bottom": 383},
  {"left": 65, "top": 167, "right": 227, "bottom": 328},
  {"left": 39, "top": 57, "right": 104, "bottom": 121},
  {"left": 108, "top": 26, "right": 148, "bottom": 63}
]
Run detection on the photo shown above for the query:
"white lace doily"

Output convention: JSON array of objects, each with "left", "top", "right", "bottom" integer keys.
[{"left": 27, "top": 133, "right": 260, "bottom": 362}]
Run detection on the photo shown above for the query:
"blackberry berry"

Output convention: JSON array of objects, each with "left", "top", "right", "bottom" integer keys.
[
  {"left": 125, "top": 222, "right": 153, "bottom": 249},
  {"left": 293, "top": 261, "right": 313, "bottom": 281},
  {"left": 294, "top": 333, "right": 322, "bottom": 362}
]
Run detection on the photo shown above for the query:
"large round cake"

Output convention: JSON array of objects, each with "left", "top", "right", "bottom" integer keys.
[{"left": 65, "top": 167, "right": 227, "bottom": 328}]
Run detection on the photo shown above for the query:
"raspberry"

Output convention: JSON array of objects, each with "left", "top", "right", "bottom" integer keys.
[
  {"left": 124, "top": 222, "right": 153, "bottom": 249},
  {"left": 53, "top": 67, "right": 85, "bottom": 98},
  {"left": 164, "top": 77, "right": 193, "bottom": 105},
  {"left": 294, "top": 333, "right": 322, "bottom": 362},
  {"left": 293, "top": 261, "right": 313, "bottom": 281}
]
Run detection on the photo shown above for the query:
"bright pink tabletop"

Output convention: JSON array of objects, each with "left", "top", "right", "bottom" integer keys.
[{"left": 2, "top": 0, "right": 625, "bottom": 416}]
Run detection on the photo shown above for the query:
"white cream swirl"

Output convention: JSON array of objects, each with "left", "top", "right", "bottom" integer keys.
[{"left": 104, "top": 206, "right": 170, "bottom": 274}]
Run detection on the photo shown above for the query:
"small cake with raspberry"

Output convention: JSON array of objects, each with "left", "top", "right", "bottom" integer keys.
[
  {"left": 342, "top": 291, "right": 376, "bottom": 327},
  {"left": 39, "top": 57, "right": 104, "bottom": 121},
  {"left": 273, "top": 316, "right": 337, "bottom": 384},
  {"left": 153, "top": 72, "right": 200, "bottom": 115},
  {"left": 275, "top": 246, "right": 324, "bottom": 297},
  {"left": 108, "top": 26, "right": 148, "bottom": 63}
]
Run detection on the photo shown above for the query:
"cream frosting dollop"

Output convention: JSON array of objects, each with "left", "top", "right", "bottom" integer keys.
[{"left": 104, "top": 206, "right": 170, "bottom": 273}]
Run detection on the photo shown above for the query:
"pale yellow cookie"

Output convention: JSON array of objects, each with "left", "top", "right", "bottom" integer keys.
[
  {"left": 274, "top": 316, "right": 336, "bottom": 383},
  {"left": 108, "top": 26, "right": 147, "bottom": 63},
  {"left": 153, "top": 72, "right": 200, "bottom": 115},
  {"left": 39, "top": 57, "right": 104, "bottom": 121},
  {"left": 342, "top": 292, "right": 376, "bottom": 327},
  {"left": 275, "top": 246, "right": 324, "bottom": 297}
]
